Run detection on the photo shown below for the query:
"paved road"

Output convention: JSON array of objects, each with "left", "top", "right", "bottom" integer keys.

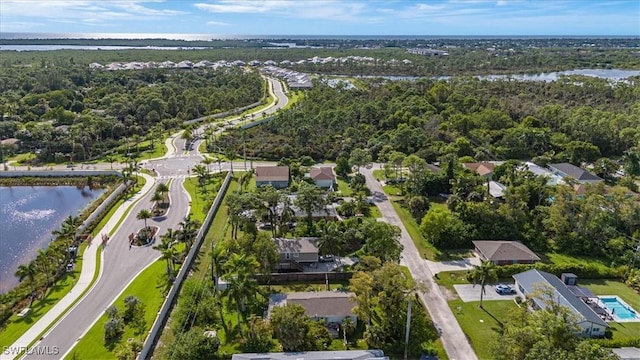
[
  {"left": 11, "top": 77, "right": 289, "bottom": 359},
  {"left": 23, "top": 178, "right": 189, "bottom": 359},
  {"left": 361, "top": 167, "right": 478, "bottom": 360}
]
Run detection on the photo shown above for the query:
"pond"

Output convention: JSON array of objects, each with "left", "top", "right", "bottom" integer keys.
[{"left": 0, "top": 186, "right": 105, "bottom": 294}]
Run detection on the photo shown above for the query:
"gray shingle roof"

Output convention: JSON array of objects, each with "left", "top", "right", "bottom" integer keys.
[
  {"left": 473, "top": 240, "right": 541, "bottom": 262},
  {"left": 512, "top": 269, "right": 607, "bottom": 327},
  {"left": 273, "top": 237, "right": 319, "bottom": 254},
  {"left": 549, "top": 163, "right": 603, "bottom": 182},
  {"left": 269, "top": 291, "right": 356, "bottom": 319}
]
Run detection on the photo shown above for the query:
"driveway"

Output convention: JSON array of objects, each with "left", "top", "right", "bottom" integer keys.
[
  {"left": 454, "top": 284, "right": 518, "bottom": 302},
  {"left": 426, "top": 255, "right": 481, "bottom": 274}
]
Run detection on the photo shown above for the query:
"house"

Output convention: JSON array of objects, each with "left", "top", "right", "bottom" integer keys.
[
  {"left": 473, "top": 240, "right": 541, "bottom": 265},
  {"left": 273, "top": 237, "right": 319, "bottom": 269},
  {"left": 463, "top": 162, "right": 496, "bottom": 177},
  {"left": 255, "top": 166, "right": 290, "bottom": 189},
  {"left": 268, "top": 291, "right": 357, "bottom": 325},
  {"left": 277, "top": 195, "right": 339, "bottom": 221},
  {"left": 512, "top": 270, "right": 608, "bottom": 338},
  {"left": 232, "top": 350, "right": 388, "bottom": 360},
  {"left": 425, "top": 163, "right": 442, "bottom": 173},
  {"left": 549, "top": 163, "right": 603, "bottom": 184},
  {"left": 309, "top": 167, "right": 336, "bottom": 189}
]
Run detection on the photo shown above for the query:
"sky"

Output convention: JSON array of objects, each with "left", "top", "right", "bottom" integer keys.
[{"left": 1, "top": 0, "right": 639, "bottom": 37}]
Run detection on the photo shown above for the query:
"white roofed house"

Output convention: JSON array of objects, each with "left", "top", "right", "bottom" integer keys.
[{"left": 512, "top": 270, "right": 608, "bottom": 338}]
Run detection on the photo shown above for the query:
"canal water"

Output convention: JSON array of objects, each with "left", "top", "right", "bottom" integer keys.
[{"left": 0, "top": 186, "right": 105, "bottom": 294}]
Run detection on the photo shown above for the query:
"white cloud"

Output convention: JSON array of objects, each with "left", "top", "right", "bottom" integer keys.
[
  {"left": 0, "top": 21, "right": 45, "bottom": 31},
  {"left": 206, "top": 20, "right": 232, "bottom": 26},
  {"left": 0, "top": 0, "right": 187, "bottom": 23},
  {"left": 194, "top": 0, "right": 374, "bottom": 22}
]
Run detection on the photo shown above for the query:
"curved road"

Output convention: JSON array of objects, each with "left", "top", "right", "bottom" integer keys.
[{"left": 17, "top": 77, "right": 288, "bottom": 359}]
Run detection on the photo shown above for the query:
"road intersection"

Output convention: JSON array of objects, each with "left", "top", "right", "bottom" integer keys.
[{"left": 2, "top": 77, "right": 287, "bottom": 360}]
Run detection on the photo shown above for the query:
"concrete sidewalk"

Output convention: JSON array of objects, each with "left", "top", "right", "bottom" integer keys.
[{"left": 0, "top": 173, "right": 155, "bottom": 360}]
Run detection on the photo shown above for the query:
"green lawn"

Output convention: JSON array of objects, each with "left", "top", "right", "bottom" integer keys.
[
  {"left": 182, "top": 176, "right": 222, "bottom": 222},
  {"left": 0, "top": 265, "right": 83, "bottom": 348},
  {"left": 336, "top": 178, "right": 353, "bottom": 196},
  {"left": 435, "top": 271, "right": 472, "bottom": 292},
  {"left": 6, "top": 152, "right": 36, "bottom": 164},
  {"left": 281, "top": 90, "right": 303, "bottom": 110},
  {"left": 368, "top": 204, "right": 382, "bottom": 219},
  {"left": 544, "top": 253, "right": 613, "bottom": 272},
  {"left": 581, "top": 279, "right": 640, "bottom": 342},
  {"left": 67, "top": 260, "right": 166, "bottom": 360},
  {"left": 91, "top": 179, "right": 146, "bottom": 238},
  {"left": 390, "top": 200, "right": 442, "bottom": 260},
  {"left": 449, "top": 300, "right": 517, "bottom": 360}
]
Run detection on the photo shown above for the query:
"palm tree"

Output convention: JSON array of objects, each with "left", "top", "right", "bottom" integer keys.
[
  {"left": 209, "top": 243, "right": 227, "bottom": 292},
  {"left": 52, "top": 215, "right": 80, "bottom": 239},
  {"left": 178, "top": 215, "right": 200, "bottom": 251},
  {"left": 105, "top": 155, "right": 116, "bottom": 170},
  {"left": 15, "top": 263, "right": 37, "bottom": 307},
  {"left": 318, "top": 221, "right": 342, "bottom": 256},
  {"left": 153, "top": 229, "right": 178, "bottom": 280},
  {"left": 467, "top": 261, "right": 498, "bottom": 309},
  {"left": 156, "top": 182, "right": 170, "bottom": 205},
  {"left": 201, "top": 157, "right": 214, "bottom": 173},
  {"left": 192, "top": 164, "right": 209, "bottom": 194},
  {"left": 226, "top": 149, "right": 237, "bottom": 174},
  {"left": 35, "top": 249, "right": 54, "bottom": 294},
  {"left": 136, "top": 209, "right": 153, "bottom": 229},
  {"left": 224, "top": 253, "right": 259, "bottom": 324},
  {"left": 151, "top": 191, "right": 164, "bottom": 214}
]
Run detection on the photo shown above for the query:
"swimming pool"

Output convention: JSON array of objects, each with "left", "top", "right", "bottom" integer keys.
[{"left": 599, "top": 296, "right": 640, "bottom": 322}]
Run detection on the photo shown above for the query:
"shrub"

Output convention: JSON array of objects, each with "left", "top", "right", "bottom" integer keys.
[{"left": 493, "top": 262, "right": 620, "bottom": 279}]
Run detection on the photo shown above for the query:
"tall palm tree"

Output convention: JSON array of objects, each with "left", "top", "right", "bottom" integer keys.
[
  {"left": 226, "top": 149, "right": 237, "bottom": 174},
  {"left": 192, "top": 164, "right": 209, "bottom": 194},
  {"left": 136, "top": 209, "right": 153, "bottom": 229},
  {"left": 318, "top": 221, "right": 342, "bottom": 256},
  {"left": 209, "top": 242, "right": 227, "bottom": 292},
  {"left": 178, "top": 215, "right": 200, "bottom": 251},
  {"left": 224, "top": 253, "right": 259, "bottom": 324},
  {"left": 35, "top": 249, "right": 54, "bottom": 294},
  {"left": 52, "top": 215, "right": 80, "bottom": 240},
  {"left": 151, "top": 191, "right": 164, "bottom": 214},
  {"left": 467, "top": 261, "right": 498, "bottom": 309},
  {"left": 153, "top": 229, "right": 178, "bottom": 280},
  {"left": 201, "top": 157, "right": 214, "bottom": 173},
  {"left": 15, "top": 263, "right": 37, "bottom": 307},
  {"left": 156, "top": 182, "right": 170, "bottom": 205}
]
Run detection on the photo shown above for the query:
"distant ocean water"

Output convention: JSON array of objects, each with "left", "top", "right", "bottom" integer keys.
[{"left": 1, "top": 32, "right": 638, "bottom": 41}]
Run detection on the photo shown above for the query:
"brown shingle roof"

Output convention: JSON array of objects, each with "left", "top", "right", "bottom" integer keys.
[
  {"left": 273, "top": 237, "right": 319, "bottom": 254},
  {"left": 310, "top": 167, "right": 335, "bottom": 181},
  {"left": 255, "top": 166, "right": 289, "bottom": 182},
  {"left": 286, "top": 291, "right": 355, "bottom": 318},
  {"left": 473, "top": 240, "right": 540, "bottom": 262},
  {"left": 463, "top": 162, "right": 495, "bottom": 176}
]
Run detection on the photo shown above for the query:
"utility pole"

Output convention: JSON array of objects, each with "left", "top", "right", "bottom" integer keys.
[
  {"left": 404, "top": 295, "right": 412, "bottom": 360},
  {"left": 243, "top": 130, "right": 247, "bottom": 171}
]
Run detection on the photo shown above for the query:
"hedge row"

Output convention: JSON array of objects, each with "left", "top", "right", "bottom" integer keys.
[
  {"left": 493, "top": 262, "right": 620, "bottom": 280},
  {"left": 589, "top": 337, "right": 640, "bottom": 348}
]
